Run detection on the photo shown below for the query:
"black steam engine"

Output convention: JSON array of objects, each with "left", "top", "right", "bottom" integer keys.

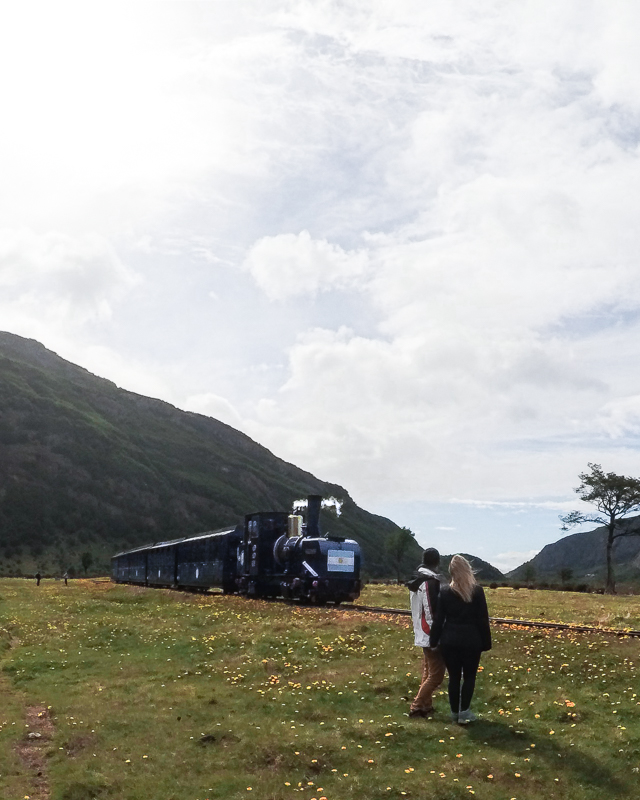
[{"left": 111, "top": 495, "right": 361, "bottom": 605}]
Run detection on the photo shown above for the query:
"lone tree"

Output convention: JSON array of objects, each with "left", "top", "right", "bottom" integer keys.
[
  {"left": 81, "top": 551, "right": 94, "bottom": 575},
  {"left": 560, "top": 463, "right": 640, "bottom": 594},
  {"left": 559, "top": 567, "right": 573, "bottom": 585},
  {"left": 386, "top": 527, "right": 416, "bottom": 583},
  {"left": 523, "top": 564, "right": 536, "bottom": 585}
]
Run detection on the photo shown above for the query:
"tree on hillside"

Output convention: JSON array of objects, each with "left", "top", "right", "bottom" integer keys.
[
  {"left": 560, "top": 463, "right": 640, "bottom": 594},
  {"left": 560, "top": 567, "right": 573, "bottom": 585},
  {"left": 386, "top": 527, "right": 416, "bottom": 583},
  {"left": 81, "top": 551, "right": 93, "bottom": 575}
]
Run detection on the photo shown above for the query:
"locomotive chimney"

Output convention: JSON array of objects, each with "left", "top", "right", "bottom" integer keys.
[{"left": 306, "top": 495, "right": 322, "bottom": 538}]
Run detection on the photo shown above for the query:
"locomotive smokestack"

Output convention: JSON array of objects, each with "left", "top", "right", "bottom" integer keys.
[{"left": 307, "top": 495, "right": 322, "bottom": 538}]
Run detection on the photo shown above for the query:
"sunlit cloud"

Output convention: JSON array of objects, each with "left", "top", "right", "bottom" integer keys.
[
  {"left": 243, "top": 231, "right": 369, "bottom": 300},
  {"left": 0, "top": 228, "right": 138, "bottom": 327}
]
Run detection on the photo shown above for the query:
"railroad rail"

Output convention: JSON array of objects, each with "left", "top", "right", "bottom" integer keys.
[
  {"left": 344, "top": 603, "right": 640, "bottom": 639},
  {"left": 110, "top": 584, "right": 640, "bottom": 638}
]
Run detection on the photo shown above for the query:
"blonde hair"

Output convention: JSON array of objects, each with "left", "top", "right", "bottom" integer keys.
[{"left": 449, "top": 555, "right": 477, "bottom": 603}]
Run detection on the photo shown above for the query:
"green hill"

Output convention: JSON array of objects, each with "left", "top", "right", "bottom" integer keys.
[
  {"left": 508, "top": 519, "right": 640, "bottom": 588},
  {"left": 0, "top": 331, "right": 423, "bottom": 578},
  {"left": 441, "top": 553, "right": 505, "bottom": 583}
]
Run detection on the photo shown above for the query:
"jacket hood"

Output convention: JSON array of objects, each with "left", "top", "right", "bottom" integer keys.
[
  {"left": 406, "top": 566, "right": 440, "bottom": 592},
  {"left": 417, "top": 566, "right": 439, "bottom": 579}
]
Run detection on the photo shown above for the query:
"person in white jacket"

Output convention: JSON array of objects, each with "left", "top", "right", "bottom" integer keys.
[{"left": 407, "top": 548, "right": 446, "bottom": 718}]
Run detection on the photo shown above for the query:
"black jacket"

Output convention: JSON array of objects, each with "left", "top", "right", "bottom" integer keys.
[{"left": 429, "top": 584, "right": 492, "bottom": 652}]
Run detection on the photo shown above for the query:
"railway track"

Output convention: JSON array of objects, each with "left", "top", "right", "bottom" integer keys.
[
  {"left": 108, "top": 582, "right": 640, "bottom": 638},
  {"left": 344, "top": 603, "right": 640, "bottom": 639}
]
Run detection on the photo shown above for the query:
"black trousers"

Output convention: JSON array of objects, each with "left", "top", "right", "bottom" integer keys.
[{"left": 440, "top": 646, "right": 482, "bottom": 713}]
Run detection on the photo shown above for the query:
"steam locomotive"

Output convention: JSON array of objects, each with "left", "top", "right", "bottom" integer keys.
[{"left": 111, "top": 495, "right": 362, "bottom": 604}]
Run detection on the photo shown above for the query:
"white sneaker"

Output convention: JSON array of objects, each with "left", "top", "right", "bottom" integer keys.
[{"left": 458, "top": 709, "right": 477, "bottom": 723}]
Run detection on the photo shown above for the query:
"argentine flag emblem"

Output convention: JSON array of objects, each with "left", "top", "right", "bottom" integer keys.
[{"left": 327, "top": 550, "right": 355, "bottom": 572}]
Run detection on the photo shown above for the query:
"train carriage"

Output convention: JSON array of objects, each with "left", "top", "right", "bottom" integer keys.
[
  {"left": 146, "top": 542, "right": 177, "bottom": 587},
  {"left": 176, "top": 526, "right": 242, "bottom": 593},
  {"left": 111, "top": 547, "right": 147, "bottom": 584}
]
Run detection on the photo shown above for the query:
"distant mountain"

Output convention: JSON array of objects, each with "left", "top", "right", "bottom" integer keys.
[
  {"left": 0, "top": 331, "right": 422, "bottom": 578},
  {"left": 441, "top": 553, "right": 505, "bottom": 583},
  {"left": 508, "top": 518, "right": 640, "bottom": 585}
]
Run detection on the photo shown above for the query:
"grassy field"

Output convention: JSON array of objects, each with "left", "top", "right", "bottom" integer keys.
[
  {"left": 0, "top": 579, "right": 639, "bottom": 800},
  {"left": 358, "top": 584, "right": 640, "bottom": 630}
]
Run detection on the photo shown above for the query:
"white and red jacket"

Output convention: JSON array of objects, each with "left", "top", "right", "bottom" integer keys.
[{"left": 409, "top": 567, "right": 441, "bottom": 647}]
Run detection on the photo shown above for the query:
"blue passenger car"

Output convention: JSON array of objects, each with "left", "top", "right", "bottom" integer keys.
[
  {"left": 176, "top": 526, "right": 242, "bottom": 593},
  {"left": 111, "top": 525, "right": 242, "bottom": 592}
]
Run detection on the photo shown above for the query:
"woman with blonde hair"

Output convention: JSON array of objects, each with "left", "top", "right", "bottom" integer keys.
[{"left": 429, "top": 555, "right": 491, "bottom": 723}]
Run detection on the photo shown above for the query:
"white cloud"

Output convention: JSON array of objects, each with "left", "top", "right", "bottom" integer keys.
[
  {"left": 493, "top": 550, "right": 540, "bottom": 574},
  {"left": 243, "top": 231, "right": 369, "bottom": 300},
  {"left": 0, "top": 228, "right": 138, "bottom": 328},
  {"left": 450, "top": 499, "right": 582, "bottom": 513},
  {"left": 591, "top": 2, "right": 640, "bottom": 111},
  {"left": 597, "top": 395, "right": 640, "bottom": 437},
  {"left": 183, "top": 393, "right": 244, "bottom": 429}
]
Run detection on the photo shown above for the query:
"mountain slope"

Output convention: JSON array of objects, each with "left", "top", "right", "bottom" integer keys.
[
  {"left": 508, "top": 517, "right": 640, "bottom": 585},
  {"left": 441, "top": 553, "right": 505, "bottom": 583},
  {"left": 0, "top": 332, "right": 420, "bottom": 577}
]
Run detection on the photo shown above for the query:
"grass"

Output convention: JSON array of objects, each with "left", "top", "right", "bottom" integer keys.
[
  {"left": 358, "top": 583, "right": 640, "bottom": 630},
  {"left": 0, "top": 578, "right": 638, "bottom": 799}
]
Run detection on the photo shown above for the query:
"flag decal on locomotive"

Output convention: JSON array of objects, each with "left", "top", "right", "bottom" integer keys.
[{"left": 327, "top": 550, "right": 355, "bottom": 572}]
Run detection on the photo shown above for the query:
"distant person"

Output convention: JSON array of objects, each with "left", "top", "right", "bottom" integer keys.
[
  {"left": 407, "top": 547, "right": 446, "bottom": 718},
  {"left": 63, "top": 571, "right": 68, "bottom": 586},
  {"left": 430, "top": 554, "right": 491, "bottom": 724},
  {"left": 35, "top": 572, "right": 42, "bottom": 586}
]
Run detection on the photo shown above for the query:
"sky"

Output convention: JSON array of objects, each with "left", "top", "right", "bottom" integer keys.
[{"left": 2, "top": 1, "right": 640, "bottom": 572}]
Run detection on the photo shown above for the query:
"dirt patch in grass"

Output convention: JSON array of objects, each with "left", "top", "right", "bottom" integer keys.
[
  {"left": 197, "top": 731, "right": 240, "bottom": 747},
  {"left": 14, "top": 704, "right": 55, "bottom": 800},
  {"left": 254, "top": 746, "right": 289, "bottom": 770},
  {"left": 63, "top": 732, "right": 98, "bottom": 758}
]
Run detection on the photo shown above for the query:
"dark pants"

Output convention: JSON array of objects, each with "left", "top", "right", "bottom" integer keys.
[{"left": 441, "top": 646, "right": 482, "bottom": 713}]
